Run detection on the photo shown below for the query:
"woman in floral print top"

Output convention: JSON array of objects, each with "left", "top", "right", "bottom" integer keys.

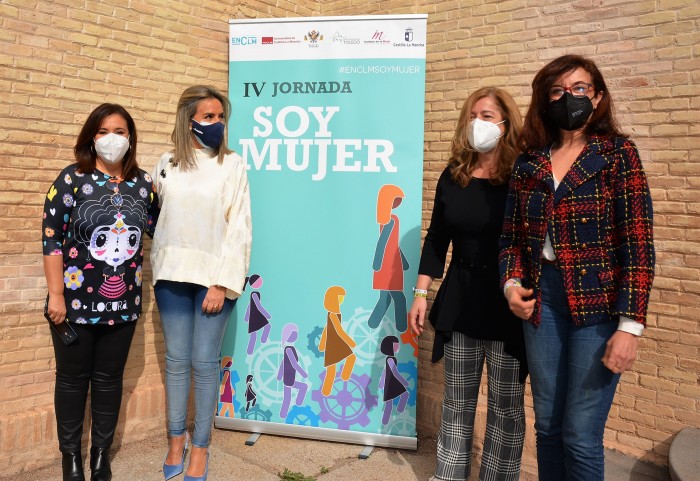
[
  {"left": 42, "top": 103, "right": 158, "bottom": 481},
  {"left": 44, "top": 168, "right": 157, "bottom": 324}
]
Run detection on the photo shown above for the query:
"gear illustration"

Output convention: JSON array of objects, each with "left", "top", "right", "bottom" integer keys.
[
  {"left": 386, "top": 416, "right": 416, "bottom": 437},
  {"left": 346, "top": 306, "right": 394, "bottom": 367},
  {"left": 395, "top": 361, "right": 417, "bottom": 407},
  {"left": 246, "top": 340, "right": 313, "bottom": 403},
  {"left": 285, "top": 405, "right": 321, "bottom": 427},
  {"left": 311, "top": 371, "right": 378, "bottom": 430},
  {"left": 306, "top": 325, "right": 324, "bottom": 358},
  {"left": 238, "top": 404, "right": 273, "bottom": 422}
]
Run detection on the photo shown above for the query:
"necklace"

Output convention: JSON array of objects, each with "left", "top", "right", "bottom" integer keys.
[{"left": 107, "top": 176, "right": 123, "bottom": 208}]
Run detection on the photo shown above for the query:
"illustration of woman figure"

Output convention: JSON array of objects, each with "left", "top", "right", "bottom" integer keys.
[
  {"left": 379, "top": 335, "right": 410, "bottom": 425},
  {"left": 276, "top": 323, "right": 309, "bottom": 419},
  {"left": 368, "top": 184, "right": 409, "bottom": 332},
  {"left": 244, "top": 374, "right": 257, "bottom": 411},
  {"left": 319, "top": 286, "right": 357, "bottom": 396},
  {"left": 218, "top": 356, "right": 235, "bottom": 417},
  {"left": 243, "top": 274, "right": 271, "bottom": 355},
  {"left": 77, "top": 193, "right": 145, "bottom": 300}
]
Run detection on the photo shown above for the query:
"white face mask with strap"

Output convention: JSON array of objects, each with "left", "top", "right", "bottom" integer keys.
[
  {"left": 94, "top": 133, "right": 130, "bottom": 164},
  {"left": 467, "top": 118, "right": 505, "bottom": 153}
]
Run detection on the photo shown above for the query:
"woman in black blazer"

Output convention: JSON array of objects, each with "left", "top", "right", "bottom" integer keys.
[{"left": 408, "top": 87, "right": 527, "bottom": 481}]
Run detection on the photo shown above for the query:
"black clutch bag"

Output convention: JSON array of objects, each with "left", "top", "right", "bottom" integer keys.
[{"left": 44, "top": 295, "right": 78, "bottom": 345}]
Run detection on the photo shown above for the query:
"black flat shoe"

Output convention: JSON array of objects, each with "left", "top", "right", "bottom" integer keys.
[
  {"left": 89, "top": 446, "right": 112, "bottom": 481},
  {"left": 62, "top": 452, "right": 86, "bottom": 481}
]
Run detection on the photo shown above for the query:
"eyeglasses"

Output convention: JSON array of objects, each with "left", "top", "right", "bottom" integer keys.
[{"left": 549, "top": 82, "right": 593, "bottom": 100}]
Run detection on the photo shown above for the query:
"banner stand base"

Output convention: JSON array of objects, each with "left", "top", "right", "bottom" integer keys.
[
  {"left": 358, "top": 446, "right": 373, "bottom": 459},
  {"left": 216, "top": 416, "right": 417, "bottom": 450},
  {"left": 245, "top": 433, "right": 261, "bottom": 446}
]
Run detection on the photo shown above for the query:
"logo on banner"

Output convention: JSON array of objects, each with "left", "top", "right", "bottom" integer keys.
[
  {"left": 392, "top": 26, "right": 425, "bottom": 48},
  {"left": 261, "top": 36, "right": 301, "bottom": 45},
  {"left": 304, "top": 30, "right": 324, "bottom": 47},
  {"left": 364, "top": 30, "right": 391, "bottom": 45},
  {"left": 231, "top": 36, "right": 257, "bottom": 46},
  {"left": 330, "top": 31, "right": 360, "bottom": 45}
]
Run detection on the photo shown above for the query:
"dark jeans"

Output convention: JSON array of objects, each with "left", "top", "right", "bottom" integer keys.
[
  {"left": 524, "top": 263, "right": 620, "bottom": 481},
  {"left": 51, "top": 321, "right": 136, "bottom": 453}
]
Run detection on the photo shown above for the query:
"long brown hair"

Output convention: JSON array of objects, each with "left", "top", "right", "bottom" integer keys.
[
  {"left": 520, "top": 54, "right": 627, "bottom": 150},
  {"left": 171, "top": 85, "right": 232, "bottom": 170},
  {"left": 448, "top": 87, "right": 523, "bottom": 187},
  {"left": 74, "top": 103, "right": 139, "bottom": 180}
]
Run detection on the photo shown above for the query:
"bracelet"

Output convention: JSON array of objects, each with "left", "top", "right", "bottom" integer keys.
[
  {"left": 503, "top": 279, "right": 522, "bottom": 296},
  {"left": 412, "top": 287, "right": 428, "bottom": 298}
]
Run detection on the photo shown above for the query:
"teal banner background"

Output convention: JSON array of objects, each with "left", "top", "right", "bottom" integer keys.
[{"left": 218, "top": 16, "right": 426, "bottom": 446}]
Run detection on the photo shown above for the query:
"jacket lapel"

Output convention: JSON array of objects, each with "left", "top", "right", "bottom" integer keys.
[
  {"left": 520, "top": 149, "right": 555, "bottom": 193},
  {"left": 554, "top": 136, "right": 615, "bottom": 203}
]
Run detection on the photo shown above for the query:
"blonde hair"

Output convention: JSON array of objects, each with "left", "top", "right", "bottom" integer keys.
[
  {"left": 448, "top": 87, "right": 523, "bottom": 186},
  {"left": 171, "top": 85, "right": 232, "bottom": 170}
]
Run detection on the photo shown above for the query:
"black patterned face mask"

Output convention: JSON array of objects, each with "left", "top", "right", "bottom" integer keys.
[{"left": 547, "top": 92, "right": 593, "bottom": 131}]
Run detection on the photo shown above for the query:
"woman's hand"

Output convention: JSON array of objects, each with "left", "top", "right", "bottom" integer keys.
[
  {"left": 408, "top": 297, "right": 427, "bottom": 337},
  {"left": 46, "top": 293, "right": 67, "bottom": 324},
  {"left": 602, "top": 331, "right": 638, "bottom": 374},
  {"left": 506, "top": 286, "right": 535, "bottom": 320},
  {"left": 202, "top": 285, "right": 226, "bottom": 314}
]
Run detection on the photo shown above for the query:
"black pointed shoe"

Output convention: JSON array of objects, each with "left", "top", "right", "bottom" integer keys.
[
  {"left": 89, "top": 446, "right": 112, "bottom": 481},
  {"left": 62, "top": 452, "right": 86, "bottom": 481}
]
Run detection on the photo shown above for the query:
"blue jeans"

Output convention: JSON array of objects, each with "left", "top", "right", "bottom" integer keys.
[
  {"left": 154, "top": 281, "right": 236, "bottom": 448},
  {"left": 524, "top": 264, "right": 620, "bottom": 481}
]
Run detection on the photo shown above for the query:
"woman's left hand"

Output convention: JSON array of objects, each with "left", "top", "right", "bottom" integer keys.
[
  {"left": 202, "top": 285, "right": 227, "bottom": 314},
  {"left": 601, "top": 331, "right": 639, "bottom": 374}
]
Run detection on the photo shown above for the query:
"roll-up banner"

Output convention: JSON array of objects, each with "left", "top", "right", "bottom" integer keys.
[{"left": 217, "top": 14, "right": 427, "bottom": 450}]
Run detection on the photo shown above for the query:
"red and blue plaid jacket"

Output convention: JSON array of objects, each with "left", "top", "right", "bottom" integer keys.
[{"left": 499, "top": 135, "right": 655, "bottom": 327}]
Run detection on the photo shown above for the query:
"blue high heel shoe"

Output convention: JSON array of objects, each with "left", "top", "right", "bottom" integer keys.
[
  {"left": 163, "top": 432, "right": 189, "bottom": 480},
  {"left": 183, "top": 450, "right": 208, "bottom": 481}
]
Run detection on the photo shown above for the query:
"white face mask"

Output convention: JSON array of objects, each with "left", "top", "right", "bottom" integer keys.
[
  {"left": 467, "top": 118, "right": 506, "bottom": 153},
  {"left": 94, "top": 133, "right": 130, "bottom": 164}
]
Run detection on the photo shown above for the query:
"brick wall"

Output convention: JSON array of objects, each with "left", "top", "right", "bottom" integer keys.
[{"left": 0, "top": 0, "right": 698, "bottom": 476}]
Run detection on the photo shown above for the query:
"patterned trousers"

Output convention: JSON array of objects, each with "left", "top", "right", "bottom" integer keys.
[{"left": 435, "top": 332, "right": 526, "bottom": 481}]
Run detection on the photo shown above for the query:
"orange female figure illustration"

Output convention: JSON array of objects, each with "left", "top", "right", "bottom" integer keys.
[
  {"left": 368, "top": 184, "right": 409, "bottom": 332},
  {"left": 318, "top": 286, "right": 357, "bottom": 396}
]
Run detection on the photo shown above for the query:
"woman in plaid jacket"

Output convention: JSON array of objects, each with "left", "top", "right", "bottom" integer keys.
[{"left": 499, "top": 55, "right": 654, "bottom": 481}]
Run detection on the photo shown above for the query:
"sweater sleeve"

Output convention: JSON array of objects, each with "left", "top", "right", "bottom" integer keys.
[
  {"left": 215, "top": 155, "right": 252, "bottom": 299},
  {"left": 418, "top": 170, "right": 451, "bottom": 279}
]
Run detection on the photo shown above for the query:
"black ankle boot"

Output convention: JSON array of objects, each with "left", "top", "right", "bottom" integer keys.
[
  {"left": 89, "top": 446, "right": 112, "bottom": 481},
  {"left": 62, "top": 452, "right": 86, "bottom": 481}
]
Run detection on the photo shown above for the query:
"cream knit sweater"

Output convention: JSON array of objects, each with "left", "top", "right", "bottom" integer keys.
[{"left": 150, "top": 148, "right": 251, "bottom": 299}]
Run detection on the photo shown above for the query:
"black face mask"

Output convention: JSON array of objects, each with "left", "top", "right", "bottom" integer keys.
[{"left": 547, "top": 92, "right": 593, "bottom": 131}]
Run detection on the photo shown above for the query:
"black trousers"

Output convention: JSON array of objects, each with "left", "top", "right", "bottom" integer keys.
[{"left": 50, "top": 321, "right": 136, "bottom": 453}]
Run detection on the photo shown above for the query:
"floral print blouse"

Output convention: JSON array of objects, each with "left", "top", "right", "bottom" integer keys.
[{"left": 42, "top": 165, "right": 159, "bottom": 325}]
